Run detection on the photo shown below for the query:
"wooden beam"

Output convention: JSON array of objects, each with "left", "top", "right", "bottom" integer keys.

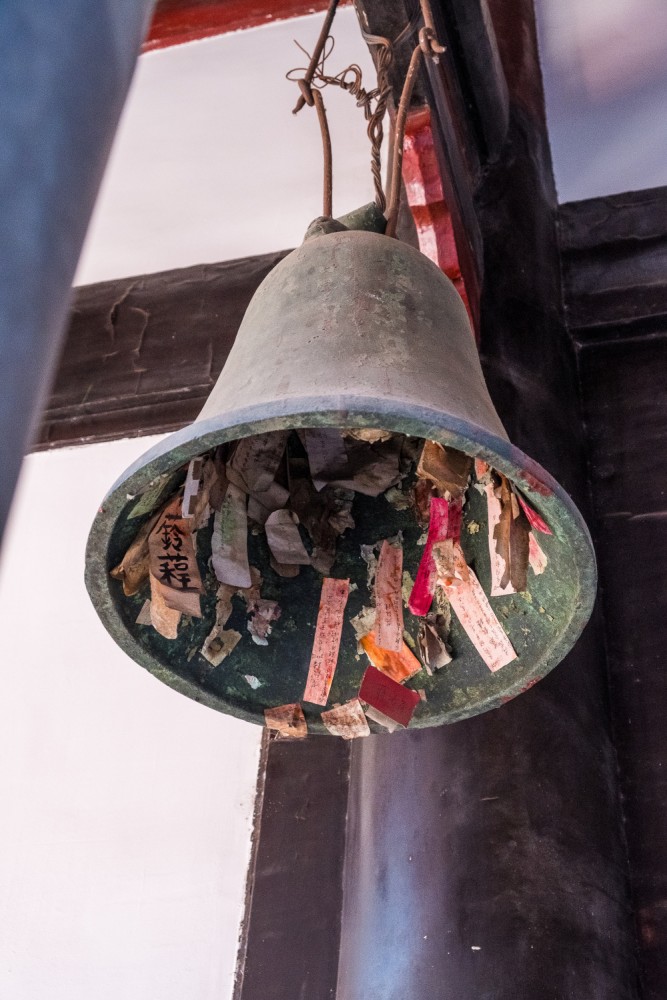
[
  {"left": 144, "top": 0, "right": 350, "bottom": 52},
  {"left": 560, "top": 186, "right": 667, "bottom": 339},
  {"left": 38, "top": 250, "right": 290, "bottom": 451}
]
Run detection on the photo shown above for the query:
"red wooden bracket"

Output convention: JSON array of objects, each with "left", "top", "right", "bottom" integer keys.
[
  {"left": 401, "top": 105, "right": 476, "bottom": 338},
  {"left": 144, "top": 0, "right": 350, "bottom": 52}
]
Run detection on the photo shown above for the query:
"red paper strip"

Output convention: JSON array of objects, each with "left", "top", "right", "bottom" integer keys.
[
  {"left": 408, "top": 497, "right": 461, "bottom": 616},
  {"left": 517, "top": 495, "right": 552, "bottom": 535},
  {"left": 303, "top": 578, "right": 350, "bottom": 706},
  {"left": 375, "top": 540, "right": 404, "bottom": 651},
  {"left": 359, "top": 666, "right": 420, "bottom": 727}
]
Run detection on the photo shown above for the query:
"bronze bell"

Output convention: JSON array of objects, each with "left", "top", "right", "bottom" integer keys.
[{"left": 85, "top": 224, "right": 596, "bottom": 734}]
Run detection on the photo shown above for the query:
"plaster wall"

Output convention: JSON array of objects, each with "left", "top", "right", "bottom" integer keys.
[
  {"left": 75, "top": 6, "right": 379, "bottom": 286},
  {"left": 0, "top": 438, "right": 262, "bottom": 1000}
]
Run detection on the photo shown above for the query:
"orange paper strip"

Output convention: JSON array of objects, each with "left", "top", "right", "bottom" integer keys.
[
  {"left": 375, "top": 539, "right": 404, "bottom": 651},
  {"left": 445, "top": 545, "right": 516, "bottom": 672},
  {"left": 303, "top": 578, "right": 350, "bottom": 706},
  {"left": 360, "top": 631, "right": 421, "bottom": 683}
]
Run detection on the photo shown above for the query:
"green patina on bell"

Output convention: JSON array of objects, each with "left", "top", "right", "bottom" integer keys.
[{"left": 85, "top": 219, "right": 596, "bottom": 734}]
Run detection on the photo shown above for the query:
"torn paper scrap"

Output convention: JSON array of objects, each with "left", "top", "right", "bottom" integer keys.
[
  {"left": 110, "top": 506, "right": 162, "bottom": 596},
  {"left": 517, "top": 493, "right": 553, "bottom": 535},
  {"left": 304, "top": 428, "right": 350, "bottom": 489},
  {"left": 360, "top": 632, "right": 421, "bottom": 683},
  {"left": 493, "top": 475, "right": 530, "bottom": 593},
  {"left": 303, "top": 577, "right": 350, "bottom": 706},
  {"left": 364, "top": 705, "right": 400, "bottom": 733},
  {"left": 350, "top": 605, "right": 377, "bottom": 642},
  {"left": 484, "top": 480, "right": 515, "bottom": 597},
  {"left": 358, "top": 666, "right": 420, "bottom": 727},
  {"left": 226, "top": 431, "right": 288, "bottom": 494},
  {"left": 149, "top": 571, "right": 180, "bottom": 639},
  {"left": 529, "top": 532, "right": 548, "bottom": 575},
  {"left": 244, "top": 675, "right": 262, "bottom": 690},
  {"left": 182, "top": 457, "right": 203, "bottom": 518},
  {"left": 374, "top": 539, "right": 404, "bottom": 651},
  {"left": 344, "top": 428, "right": 393, "bottom": 444},
  {"left": 417, "top": 441, "right": 472, "bottom": 497},
  {"left": 445, "top": 546, "right": 517, "bottom": 672},
  {"left": 321, "top": 699, "right": 371, "bottom": 739},
  {"left": 265, "top": 509, "right": 311, "bottom": 567},
  {"left": 247, "top": 481, "right": 290, "bottom": 526},
  {"left": 408, "top": 497, "right": 461, "bottom": 616},
  {"left": 264, "top": 703, "right": 308, "bottom": 739},
  {"left": 417, "top": 619, "right": 452, "bottom": 671},
  {"left": 212, "top": 483, "right": 252, "bottom": 589},
  {"left": 148, "top": 497, "right": 203, "bottom": 614},
  {"left": 201, "top": 627, "right": 242, "bottom": 667},
  {"left": 127, "top": 474, "right": 171, "bottom": 519},
  {"left": 135, "top": 600, "right": 152, "bottom": 625},
  {"left": 247, "top": 599, "right": 281, "bottom": 645}
]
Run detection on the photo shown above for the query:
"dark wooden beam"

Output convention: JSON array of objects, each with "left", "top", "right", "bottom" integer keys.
[
  {"left": 560, "top": 186, "right": 667, "bottom": 339},
  {"left": 39, "top": 251, "right": 290, "bottom": 451},
  {"left": 563, "top": 186, "right": 667, "bottom": 999}
]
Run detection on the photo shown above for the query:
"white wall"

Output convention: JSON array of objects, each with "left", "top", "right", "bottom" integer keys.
[
  {"left": 535, "top": 0, "right": 667, "bottom": 202},
  {"left": 0, "top": 439, "right": 261, "bottom": 1000},
  {"left": 76, "top": 7, "right": 378, "bottom": 286}
]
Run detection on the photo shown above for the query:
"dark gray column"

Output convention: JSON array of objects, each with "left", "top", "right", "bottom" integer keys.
[{"left": 0, "top": 0, "right": 154, "bottom": 545}]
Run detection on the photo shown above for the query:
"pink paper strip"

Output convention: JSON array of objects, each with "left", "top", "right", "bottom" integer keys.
[
  {"left": 375, "top": 540, "right": 404, "bottom": 651},
  {"left": 517, "top": 494, "right": 552, "bottom": 535},
  {"left": 446, "top": 546, "right": 517, "bottom": 672},
  {"left": 303, "top": 578, "right": 350, "bottom": 705},
  {"left": 408, "top": 497, "right": 461, "bottom": 616}
]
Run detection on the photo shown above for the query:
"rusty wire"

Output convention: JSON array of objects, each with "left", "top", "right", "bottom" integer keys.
[{"left": 288, "top": 0, "right": 445, "bottom": 227}]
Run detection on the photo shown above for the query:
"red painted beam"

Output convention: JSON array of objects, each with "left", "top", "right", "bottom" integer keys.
[
  {"left": 401, "top": 105, "right": 476, "bottom": 337},
  {"left": 144, "top": 0, "right": 350, "bottom": 52}
]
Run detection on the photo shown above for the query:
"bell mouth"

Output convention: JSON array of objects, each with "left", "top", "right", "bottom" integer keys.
[{"left": 85, "top": 400, "right": 596, "bottom": 735}]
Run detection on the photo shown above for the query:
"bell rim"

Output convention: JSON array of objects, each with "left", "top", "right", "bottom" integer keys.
[{"left": 86, "top": 395, "right": 597, "bottom": 730}]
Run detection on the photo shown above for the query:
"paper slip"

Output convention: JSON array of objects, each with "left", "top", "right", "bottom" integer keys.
[
  {"left": 227, "top": 432, "right": 288, "bottom": 494},
  {"left": 529, "top": 533, "right": 548, "bottom": 575},
  {"left": 182, "top": 458, "right": 203, "bottom": 518},
  {"left": 135, "top": 600, "right": 152, "bottom": 625},
  {"left": 304, "top": 428, "right": 350, "bottom": 490},
  {"left": 127, "top": 474, "right": 170, "bottom": 520},
  {"left": 517, "top": 494, "right": 552, "bottom": 535},
  {"left": 360, "top": 632, "right": 421, "bottom": 683},
  {"left": 148, "top": 497, "right": 203, "bottom": 613},
  {"left": 247, "top": 599, "right": 281, "bottom": 645},
  {"left": 375, "top": 539, "right": 404, "bottom": 651},
  {"left": 212, "top": 483, "right": 252, "bottom": 588},
  {"left": 265, "top": 510, "right": 311, "bottom": 566},
  {"left": 264, "top": 703, "right": 308, "bottom": 739},
  {"left": 201, "top": 627, "right": 242, "bottom": 667},
  {"left": 409, "top": 497, "right": 459, "bottom": 616},
  {"left": 303, "top": 578, "right": 350, "bottom": 706},
  {"left": 417, "top": 441, "right": 472, "bottom": 497},
  {"left": 484, "top": 481, "right": 515, "bottom": 596},
  {"left": 445, "top": 545, "right": 516, "bottom": 672},
  {"left": 358, "top": 666, "right": 420, "bottom": 727},
  {"left": 247, "top": 481, "right": 290, "bottom": 525},
  {"left": 364, "top": 705, "right": 400, "bottom": 733},
  {"left": 149, "top": 571, "right": 180, "bottom": 639},
  {"left": 110, "top": 508, "right": 161, "bottom": 596},
  {"left": 417, "top": 620, "right": 452, "bottom": 671},
  {"left": 321, "top": 699, "right": 370, "bottom": 739}
]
